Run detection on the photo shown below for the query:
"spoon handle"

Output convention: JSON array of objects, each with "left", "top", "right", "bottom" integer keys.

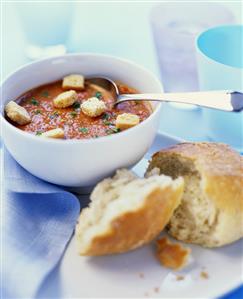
[{"left": 117, "top": 90, "right": 243, "bottom": 112}]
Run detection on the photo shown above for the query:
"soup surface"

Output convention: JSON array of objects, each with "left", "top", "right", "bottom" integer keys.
[{"left": 11, "top": 81, "right": 152, "bottom": 139}]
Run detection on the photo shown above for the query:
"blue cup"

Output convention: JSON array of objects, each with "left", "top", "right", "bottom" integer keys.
[{"left": 196, "top": 25, "right": 243, "bottom": 152}]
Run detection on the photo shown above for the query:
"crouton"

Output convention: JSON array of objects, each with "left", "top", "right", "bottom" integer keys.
[
  {"left": 5, "top": 101, "right": 31, "bottom": 125},
  {"left": 115, "top": 113, "right": 140, "bottom": 130},
  {"left": 81, "top": 97, "right": 106, "bottom": 117},
  {"left": 62, "top": 74, "right": 85, "bottom": 91},
  {"left": 53, "top": 90, "right": 77, "bottom": 108},
  {"left": 41, "top": 128, "right": 65, "bottom": 139}
]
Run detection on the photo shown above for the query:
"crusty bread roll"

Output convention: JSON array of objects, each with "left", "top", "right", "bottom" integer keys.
[
  {"left": 146, "top": 142, "right": 243, "bottom": 248},
  {"left": 75, "top": 169, "right": 184, "bottom": 256}
]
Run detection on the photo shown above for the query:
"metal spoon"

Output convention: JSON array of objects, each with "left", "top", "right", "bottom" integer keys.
[{"left": 86, "top": 77, "right": 243, "bottom": 112}]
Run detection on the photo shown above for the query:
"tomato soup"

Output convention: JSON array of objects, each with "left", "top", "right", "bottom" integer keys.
[{"left": 8, "top": 80, "right": 152, "bottom": 139}]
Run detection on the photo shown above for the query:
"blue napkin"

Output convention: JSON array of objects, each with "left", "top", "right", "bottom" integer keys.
[{"left": 2, "top": 149, "right": 80, "bottom": 298}]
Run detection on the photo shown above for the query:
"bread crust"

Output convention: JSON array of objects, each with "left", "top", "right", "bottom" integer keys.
[
  {"left": 147, "top": 142, "right": 243, "bottom": 247},
  {"left": 76, "top": 180, "right": 184, "bottom": 256}
]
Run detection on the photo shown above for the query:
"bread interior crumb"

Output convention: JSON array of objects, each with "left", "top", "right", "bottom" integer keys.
[
  {"left": 148, "top": 155, "right": 219, "bottom": 245},
  {"left": 76, "top": 169, "right": 181, "bottom": 249}
]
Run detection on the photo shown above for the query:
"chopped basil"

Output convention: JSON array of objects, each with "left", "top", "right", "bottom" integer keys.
[
  {"left": 50, "top": 111, "right": 59, "bottom": 119},
  {"left": 79, "top": 127, "right": 89, "bottom": 133},
  {"left": 103, "top": 120, "right": 113, "bottom": 126},
  {"left": 72, "top": 102, "right": 80, "bottom": 109},
  {"left": 106, "top": 129, "right": 113, "bottom": 135},
  {"left": 41, "top": 91, "right": 49, "bottom": 97},
  {"left": 112, "top": 127, "right": 120, "bottom": 133},
  {"left": 102, "top": 112, "right": 111, "bottom": 120},
  {"left": 35, "top": 131, "right": 42, "bottom": 136},
  {"left": 34, "top": 109, "right": 42, "bottom": 114},
  {"left": 31, "top": 98, "right": 39, "bottom": 106},
  {"left": 95, "top": 91, "right": 102, "bottom": 99},
  {"left": 106, "top": 127, "right": 120, "bottom": 135},
  {"left": 70, "top": 111, "right": 77, "bottom": 118}
]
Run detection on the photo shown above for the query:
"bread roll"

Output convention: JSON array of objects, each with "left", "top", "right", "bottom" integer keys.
[
  {"left": 146, "top": 142, "right": 243, "bottom": 247},
  {"left": 75, "top": 169, "right": 184, "bottom": 256}
]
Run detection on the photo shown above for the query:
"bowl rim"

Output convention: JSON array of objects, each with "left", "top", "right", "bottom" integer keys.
[{"left": 1, "top": 53, "right": 163, "bottom": 145}]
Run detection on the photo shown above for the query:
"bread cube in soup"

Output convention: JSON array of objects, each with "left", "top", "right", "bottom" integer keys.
[
  {"left": 53, "top": 90, "right": 77, "bottom": 108},
  {"left": 115, "top": 113, "right": 140, "bottom": 130},
  {"left": 81, "top": 97, "right": 106, "bottom": 117},
  {"left": 41, "top": 128, "right": 64, "bottom": 139},
  {"left": 5, "top": 101, "right": 31, "bottom": 125},
  {"left": 62, "top": 74, "right": 85, "bottom": 91}
]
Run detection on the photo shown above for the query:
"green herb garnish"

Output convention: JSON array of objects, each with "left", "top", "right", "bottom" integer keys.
[
  {"left": 36, "top": 131, "right": 42, "bottom": 136},
  {"left": 95, "top": 91, "right": 102, "bottom": 99},
  {"left": 103, "top": 120, "right": 113, "bottom": 126},
  {"left": 112, "top": 127, "right": 120, "bottom": 133},
  {"left": 34, "top": 109, "right": 42, "bottom": 114},
  {"left": 50, "top": 111, "right": 59, "bottom": 119},
  {"left": 41, "top": 91, "right": 49, "bottom": 98},
  {"left": 31, "top": 98, "right": 39, "bottom": 106},
  {"left": 106, "top": 127, "right": 120, "bottom": 135},
  {"left": 72, "top": 102, "right": 80, "bottom": 109},
  {"left": 70, "top": 111, "right": 77, "bottom": 118},
  {"left": 79, "top": 127, "right": 89, "bottom": 133},
  {"left": 102, "top": 112, "right": 111, "bottom": 120}
]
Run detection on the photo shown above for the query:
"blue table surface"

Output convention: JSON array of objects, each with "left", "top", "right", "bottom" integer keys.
[{"left": 2, "top": 3, "right": 242, "bottom": 298}]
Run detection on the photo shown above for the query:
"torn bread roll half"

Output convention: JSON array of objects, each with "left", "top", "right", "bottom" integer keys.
[
  {"left": 75, "top": 169, "right": 184, "bottom": 256},
  {"left": 146, "top": 142, "right": 243, "bottom": 248}
]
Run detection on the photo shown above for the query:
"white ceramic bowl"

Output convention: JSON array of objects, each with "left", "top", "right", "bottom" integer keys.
[{"left": 1, "top": 53, "right": 163, "bottom": 187}]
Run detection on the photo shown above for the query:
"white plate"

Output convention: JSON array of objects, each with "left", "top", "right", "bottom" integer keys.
[{"left": 37, "top": 133, "right": 243, "bottom": 299}]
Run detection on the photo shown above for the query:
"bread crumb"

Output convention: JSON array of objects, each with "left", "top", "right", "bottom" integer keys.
[
  {"left": 154, "top": 287, "right": 159, "bottom": 293},
  {"left": 200, "top": 271, "right": 209, "bottom": 279},
  {"left": 139, "top": 272, "right": 144, "bottom": 278},
  {"left": 115, "top": 113, "right": 140, "bottom": 130},
  {"left": 176, "top": 275, "right": 184, "bottom": 281},
  {"left": 156, "top": 237, "right": 191, "bottom": 270}
]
